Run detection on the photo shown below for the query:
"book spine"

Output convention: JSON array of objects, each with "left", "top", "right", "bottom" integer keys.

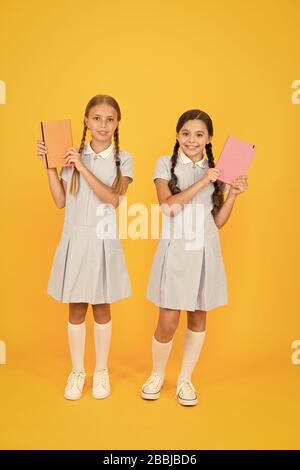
[{"left": 40, "top": 122, "right": 49, "bottom": 169}]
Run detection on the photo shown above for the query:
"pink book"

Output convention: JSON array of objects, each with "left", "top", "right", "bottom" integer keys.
[{"left": 215, "top": 135, "right": 256, "bottom": 185}]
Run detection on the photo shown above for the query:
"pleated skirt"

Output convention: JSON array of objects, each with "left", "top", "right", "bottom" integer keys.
[
  {"left": 146, "top": 236, "right": 228, "bottom": 312},
  {"left": 47, "top": 224, "right": 131, "bottom": 304}
]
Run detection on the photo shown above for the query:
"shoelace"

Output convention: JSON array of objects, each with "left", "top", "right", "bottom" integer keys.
[
  {"left": 68, "top": 371, "right": 85, "bottom": 389},
  {"left": 144, "top": 372, "right": 162, "bottom": 389},
  {"left": 176, "top": 379, "right": 196, "bottom": 397},
  {"left": 94, "top": 369, "right": 109, "bottom": 388}
]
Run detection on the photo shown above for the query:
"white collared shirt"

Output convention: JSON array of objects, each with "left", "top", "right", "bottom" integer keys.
[
  {"left": 85, "top": 141, "right": 114, "bottom": 159},
  {"left": 179, "top": 149, "right": 206, "bottom": 168},
  {"left": 59, "top": 142, "right": 133, "bottom": 226}
]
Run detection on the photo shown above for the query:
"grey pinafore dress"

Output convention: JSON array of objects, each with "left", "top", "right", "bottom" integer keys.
[
  {"left": 47, "top": 141, "right": 133, "bottom": 304},
  {"left": 146, "top": 150, "right": 228, "bottom": 312}
]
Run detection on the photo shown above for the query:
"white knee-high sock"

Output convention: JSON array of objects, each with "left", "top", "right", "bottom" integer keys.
[
  {"left": 68, "top": 321, "right": 86, "bottom": 373},
  {"left": 94, "top": 319, "right": 112, "bottom": 371},
  {"left": 151, "top": 335, "right": 173, "bottom": 378},
  {"left": 178, "top": 328, "right": 206, "bottom": 382}
]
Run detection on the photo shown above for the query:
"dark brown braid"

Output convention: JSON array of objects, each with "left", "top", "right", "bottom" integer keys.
[
  {"left": 112, "top": 126, "right": 124, "bottom": 194},
  {"left": 168, "top": 140, "right": 181, "bottom": 194},
  {"left": 168, "top": 109, "right": 224, "bottom": 215},
  {"left": 205, "top": 142, "right": 224, "bottom": 216}
]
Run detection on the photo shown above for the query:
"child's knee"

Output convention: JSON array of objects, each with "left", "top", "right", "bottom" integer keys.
[
  {"left": 69, "top": 307, "right": 87, "bottom": 324},
  {"left": 187, "top": 311, "right": 206, "bottom": 330},
  {"left": 157, "top": 320, "right": 178, "bottom": 340},
  {"left": 92, "top": 305, "right": 111, "bottom": 323}
]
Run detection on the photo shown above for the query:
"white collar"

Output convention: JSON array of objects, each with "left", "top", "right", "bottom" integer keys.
[
  {"left": 85, "top": 141, "right": 114, "bottom": 159},
  {"left": 179, "top": 150, "right": 206, "bottom": 168}
]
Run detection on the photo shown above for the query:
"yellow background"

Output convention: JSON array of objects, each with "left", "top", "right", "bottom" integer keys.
[{"left": 0, "top": 0, "right": 300, "bottom": 450}]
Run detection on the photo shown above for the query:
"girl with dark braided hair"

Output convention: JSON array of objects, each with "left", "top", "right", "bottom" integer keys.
[
  {"left": 37, "top": 95, "right": 134, "bottom": 401},
  {"left": 142, "top": 109, "right": 248, "bottom": 406}
]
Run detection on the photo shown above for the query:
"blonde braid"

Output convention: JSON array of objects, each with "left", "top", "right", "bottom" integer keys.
[{"left": 69, "top": 123, "right": 87, "bottom": 197}]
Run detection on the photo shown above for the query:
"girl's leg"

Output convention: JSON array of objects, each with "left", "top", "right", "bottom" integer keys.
[
  {"left": 176, "top": 310, "right": 207, "bottom": 406},
  {"left": 64, "top": 302, "right": 88, "bottom": 400},
  {"left": 92, "top": 303, "right": 111, "bottom": 371},
  {"left": 91, "top": 303, "right": 112, "bottom": 399},
  {"left": 187, "top": 309, "right": 206, "bottom": 333},
  {"left": 179, "top": 310, "right": 207, "bottom": 380},
  {"left": 68, "top": 302, "right": 89, "bottom": 372},
  {"left": 155, "top": 307, "right": 181, "bottom": 342},
  {"left": 141, "top": 308, "right": 180, "bottom": 400},
  {"left": 151, "top": 307, "right": 180, "bottom": 376}
]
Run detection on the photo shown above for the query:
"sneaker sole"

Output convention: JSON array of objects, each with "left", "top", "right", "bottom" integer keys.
[
  {"left": 177, "top": 396, "right": 198, "bottom": 406},
  {"left": 92, "top": 391, "right": 111, "bottom": 400},
  {"left": 64, "top": 393, "right": 83, "bottom": 401},
  {"left": 141, "top": 390, "right": 161, "bottom": 400}
]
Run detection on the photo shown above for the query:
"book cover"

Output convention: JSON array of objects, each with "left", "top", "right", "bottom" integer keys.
[
  {"left": 40, "top": 119, "right": 73, "bottom": 169},
  {"left": 215, "top": 135, "right": 256, "bottom": 185}
]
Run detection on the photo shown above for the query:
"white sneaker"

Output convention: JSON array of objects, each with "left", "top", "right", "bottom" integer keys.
[
  {"left": 141, "top": 372, "right": 164, "bottom": 400},
  {"left": 92, "top": 368, "right": 110, "bottom": 399},
  {"left": 64, "top": 371, "right": 86, "bottom": 400},
  {"left": 176, "top": 378, "right": 198, "bottom": 406}
]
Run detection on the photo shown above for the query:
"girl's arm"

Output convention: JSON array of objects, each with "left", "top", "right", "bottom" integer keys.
[
  {"left": 155, "top": 167, "right": 220, "bottom": 217},
  {"left": 46, "top": 168, "right": 66, "bottom": 209},
  {"left": 37, "top": 140, "right": 66, "bottom": 209},
  {"left": 64, "top": 148, "right": 130, "bottom": 208},
  {"left": 213, "top": 192, "right": 236, "bottom": 228},
  {"left": 80, "top": 166, "right": 130, "bottom": 208},
  {"left": 213, "top": 175, "right": 248, "bottom": 228}
]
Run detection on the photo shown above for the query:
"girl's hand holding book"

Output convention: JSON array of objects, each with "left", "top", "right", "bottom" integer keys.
[
  {"left": 202, "top": 168, "right": 220, "bottom": 185},
  {"left": 228, "top": 175, "right": 248, "bottom": 196},
  {"left": 64, "top": 148, "right": 85, "bottom": 172},
  {"left": 37, "top": 139, "right": 48, "bottom": 164}
]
